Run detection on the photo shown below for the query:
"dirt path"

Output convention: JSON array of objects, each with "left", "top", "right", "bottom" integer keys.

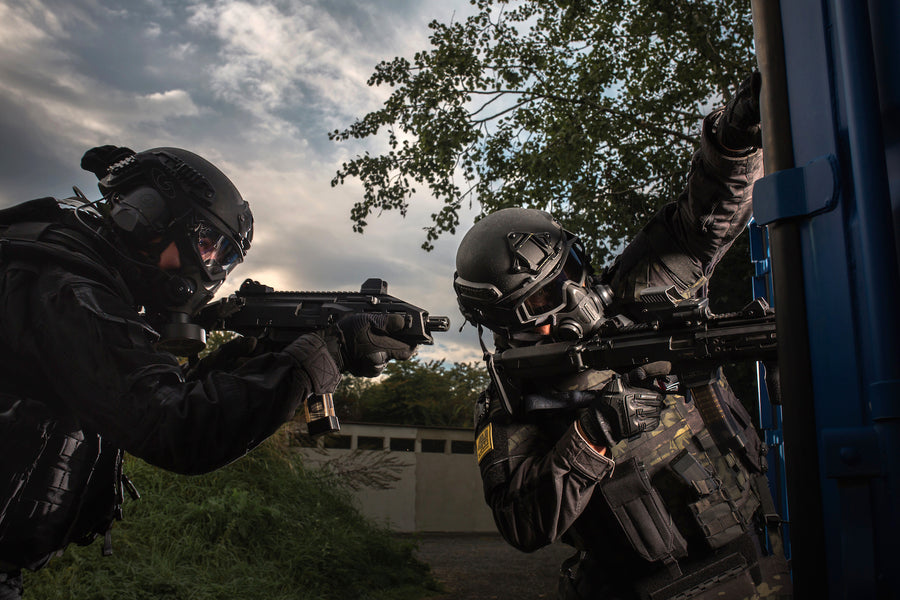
[{"left": 412, "top": 533, "right": 574, "bottom": 600}]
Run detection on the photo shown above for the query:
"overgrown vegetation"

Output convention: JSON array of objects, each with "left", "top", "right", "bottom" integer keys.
[{"left": 23, "top": 433, "right": 438, "bottom": 600}]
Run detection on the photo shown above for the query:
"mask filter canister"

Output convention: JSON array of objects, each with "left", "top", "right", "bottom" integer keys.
[
  {"left": 551, "top": 283, "right": 609, "bottom": 341},
  {"left": 156, "top": 312, "right": 207, "bottom": 356}
]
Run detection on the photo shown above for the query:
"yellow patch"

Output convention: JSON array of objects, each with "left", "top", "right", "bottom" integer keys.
[{"left": 476, "top": 424, "right": 494, "bottom": 464}]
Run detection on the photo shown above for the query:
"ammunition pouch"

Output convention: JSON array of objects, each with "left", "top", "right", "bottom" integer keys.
[
  {"left": 669, "top": 449, "right": 760, "bottom": 550},
  {"left": 636, "top": 535, "right": 758, "bottom": 600},
  {"left": 561, "top": 537, "right": 791, "bottom": 600},
  {"left": 600, "top": 458, "right": 688, "bottom": 577}
]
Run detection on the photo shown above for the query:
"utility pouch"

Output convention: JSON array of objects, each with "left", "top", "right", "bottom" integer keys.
[
  {"left": 637, "top": 530, "right": 792, "bottom": 599},
  {"left": 687, "top": 370, "right": 764, "bottom": 473},
  {"left": 670, "top": 449, "right": 759, "bottom": 549},
  {"left": 600, "top": 458, "right": 687, "bottom": 575}
]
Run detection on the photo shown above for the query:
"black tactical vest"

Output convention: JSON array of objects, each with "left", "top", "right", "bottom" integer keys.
[{"left": 0, "top": 198, "right": 134, "bottom": 570}]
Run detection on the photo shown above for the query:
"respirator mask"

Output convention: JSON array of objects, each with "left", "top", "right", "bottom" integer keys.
[
  {"left": 454, "top": 207, "right": 610, "bottom": 345},
  {"left": 513, "top": 243, "right": 611, "bottom": 342},
  {"left": 149, "top": 216, "right": 246, "bottom": 354}
]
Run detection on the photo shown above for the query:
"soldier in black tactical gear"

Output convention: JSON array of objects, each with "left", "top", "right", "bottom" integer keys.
[
  {"left": 454, "top": 72, "right": 792, "bottom": 599},
  {"left": 0, "top": 145, "right": 415, "bottom": 599}
]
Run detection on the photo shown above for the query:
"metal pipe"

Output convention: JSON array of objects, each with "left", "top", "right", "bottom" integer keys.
[{"left": 750, "top": 0, "right": 826, "bottom": 595}]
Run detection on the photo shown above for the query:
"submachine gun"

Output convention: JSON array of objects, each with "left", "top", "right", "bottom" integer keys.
[
  {"left": 490, "top": 285, "right": 779, "bottom": 456},
  {"left": 195, "top": 277, "right": 451, "bottom": 435}
]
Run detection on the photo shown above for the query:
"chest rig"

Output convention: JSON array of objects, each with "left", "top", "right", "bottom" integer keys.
[
  {"left": 0, "top": 198, "right": 139, "bottom": 569},
  {"left": 571, "top": 370, "right": 783, "bottom": 599}
]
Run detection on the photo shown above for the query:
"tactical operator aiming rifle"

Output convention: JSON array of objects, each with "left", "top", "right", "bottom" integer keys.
[
  {"left": 194, "top": 278, "right": 451, "bottom": 436},
  {"left": 489, "top": 285, "right": 779, "bottom": 455}
]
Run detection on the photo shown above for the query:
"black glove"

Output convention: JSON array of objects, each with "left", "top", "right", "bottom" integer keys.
[
  {"left": 80, "top": 145, "right": 135, "bottom": 179},
  {"left": 577, "top": 371, "right": 667, "bottom": 447},
  {"left": 717, "top": 71, "right": 762, "bottom": 151},
  {"left": 328, "top": 313, "right": 415, "bottom": 377},
  {"left": 185, "top": 335, "right": 259, "bottom": 380}
]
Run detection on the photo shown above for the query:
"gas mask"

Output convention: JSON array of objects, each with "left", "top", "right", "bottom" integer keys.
[
  {"left": 152, "top": 218, "right": 247, "bottom": 355},
  {"left": 454, "top": 207, "right": 610, "bottom": 344},
  {"left": 547, "top": 281, "right": 611, "bottom": 341},
  {"left": 514, "top": 249, "right": 612, "bottom": 342}
]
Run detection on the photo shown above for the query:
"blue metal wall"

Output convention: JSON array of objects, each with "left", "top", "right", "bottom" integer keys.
[
  {"left": 748, "top": 220, "right": 790, "bottom": 560},
  {"left": 752, "top": 0, "right": 900, "bottom": 596}
]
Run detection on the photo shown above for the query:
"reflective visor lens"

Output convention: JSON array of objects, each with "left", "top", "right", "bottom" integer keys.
[
  {"left": 520, "top": 248, "right": 586, "bottom": 319},
  {"left": 194, "top": 223, "right": 242, "bottom": 275}
]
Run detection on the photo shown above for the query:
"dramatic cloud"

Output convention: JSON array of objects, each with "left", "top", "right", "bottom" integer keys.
[{"left": 0, "top": 0, "right": 484, "bottom": 364}]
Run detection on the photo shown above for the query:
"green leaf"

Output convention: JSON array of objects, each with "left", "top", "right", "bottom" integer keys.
[{"left": 331, "top": 0, "right": 755, "bottom": 268}]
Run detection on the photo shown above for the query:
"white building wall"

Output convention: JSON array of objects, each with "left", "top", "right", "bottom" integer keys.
[{"left": 295, "top": 422, "right": 497, "bottom": 533}]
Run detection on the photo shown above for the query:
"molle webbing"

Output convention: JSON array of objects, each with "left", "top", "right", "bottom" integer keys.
[
  {"left": 686, "top": 375, "right": 758, "bottom": 472},
  {"left": 669, "top": 447, "right": 760, "bottom": 550}
]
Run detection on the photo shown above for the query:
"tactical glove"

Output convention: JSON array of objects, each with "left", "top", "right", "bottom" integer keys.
[
  {"left": 184, "top": 335, "right": 259, "bottom": 380},
  {"left": 327, "top": 313, "right": 415, "bottom": 377},
  {"left": 80, "top": 145, "right": 136, "bottom": 179},
  {"left": 716, "top": 71, "right": 763, "bottom": 152},
  {"left": 577, "top": 373, "right": 666, "bottom": 447}
]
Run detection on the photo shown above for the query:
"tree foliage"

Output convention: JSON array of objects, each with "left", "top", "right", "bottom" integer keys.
[
  {"left": 331, "top": 0, "right": 756, "bottom": 265},
  {"left": 335, "top": 359, "right": 489, "bottom": 428}
]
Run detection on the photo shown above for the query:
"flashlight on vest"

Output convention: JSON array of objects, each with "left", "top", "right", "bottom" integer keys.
[{"left": 304, "top": 393, "right": 340, "bottom": 436}]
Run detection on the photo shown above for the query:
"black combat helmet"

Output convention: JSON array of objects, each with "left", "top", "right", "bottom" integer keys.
[
  {"left": 454, "top": 208, "right": 607, "bottom": 341},
  {"left": 81, "top": 145, "right": 253, "bottom": 317}
]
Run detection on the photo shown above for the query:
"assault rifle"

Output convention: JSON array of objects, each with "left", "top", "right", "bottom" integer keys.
[
  {"left": 488, "top": 285, "right": 779, "bottom": 415},
  {"left": 196, "top": 277, "right": 451, "bottom": 347},
  {"left": 195, "top": 277, "right": 451, "bottom": 435}
]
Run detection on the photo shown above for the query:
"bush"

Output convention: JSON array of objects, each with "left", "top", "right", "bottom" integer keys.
[{"left": 23, "top": 433, "right": 438, "bottom": 600}]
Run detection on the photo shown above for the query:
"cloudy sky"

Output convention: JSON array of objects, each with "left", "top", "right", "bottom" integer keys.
[{"left": 0, "top": 0, "right": 486, "bottom": 364}]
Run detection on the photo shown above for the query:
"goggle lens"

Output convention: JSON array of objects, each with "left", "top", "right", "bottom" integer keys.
[
  {"left": 194, "top": 223, "right": 242, "bottom": 275},
  {"left": 520, "top": 248, "right": 586, "bottom": 319}
]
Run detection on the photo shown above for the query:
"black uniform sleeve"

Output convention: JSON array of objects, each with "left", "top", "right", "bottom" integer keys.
[
  {"left": 33, "top": 272, "right": 340, "bottom": 475},
  {"left": 475, "top": 391, "right": 615, "bottom": 552},
  {"left": 604, "top": 110, "right": 764, "bottom": 305}
]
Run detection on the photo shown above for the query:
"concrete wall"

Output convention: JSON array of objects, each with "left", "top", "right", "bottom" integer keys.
[{"left": 295, "top": 422, "right": 497, "bottom": 533}]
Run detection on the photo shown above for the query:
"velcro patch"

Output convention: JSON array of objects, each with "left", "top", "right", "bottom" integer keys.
[{"left": 476, "top": 423, "right": 494, "bottom": 464}]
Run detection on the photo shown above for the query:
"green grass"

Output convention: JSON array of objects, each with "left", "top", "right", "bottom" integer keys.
[{"left": 23, "top": 433, "right": 439, "bottom": 600}]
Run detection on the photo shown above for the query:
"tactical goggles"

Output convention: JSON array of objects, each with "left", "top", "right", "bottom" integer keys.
[{"left": 192, "top": 221, "right": 243, "bottom": 278}]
